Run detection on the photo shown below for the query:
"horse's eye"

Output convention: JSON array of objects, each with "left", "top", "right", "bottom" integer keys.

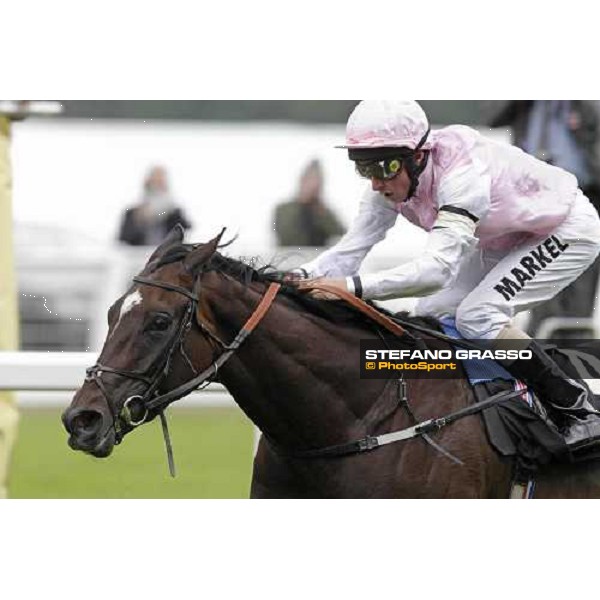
[{"left": 148, "top": 314, "right": 172, "bottom": 332}]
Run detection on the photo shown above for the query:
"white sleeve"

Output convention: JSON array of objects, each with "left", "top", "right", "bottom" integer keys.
[
  {"left": 360, "top": 204, "right": 479, "bottom": 300},
  {"left": 300, "top": 189, "right": 399, "bottom": 278}
]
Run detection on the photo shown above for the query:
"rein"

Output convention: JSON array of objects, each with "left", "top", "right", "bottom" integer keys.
[
  {"left": 142, "top": 278, "right": 281, "bottom": 413},
  {"left": 85, "top": 274, "right": 281, "bottom": 476},
  {"left": 305, "top": 283, "right": 408, "bottom": 337},
  {"left": 304, "top": 282, "right": 489, "bottom": 352}
]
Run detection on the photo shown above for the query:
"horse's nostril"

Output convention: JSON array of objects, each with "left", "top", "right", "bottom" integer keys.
[{"left": 64, "top": 409, "right": 104, "bottom": 438}]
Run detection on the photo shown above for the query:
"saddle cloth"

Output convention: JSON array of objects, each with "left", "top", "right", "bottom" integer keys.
[{"left": 440, "top": 318, "right": 522, "bottom": 386}]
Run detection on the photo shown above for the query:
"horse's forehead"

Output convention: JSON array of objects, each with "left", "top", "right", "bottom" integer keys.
[{"left": 119, "top": 289, "right": 143, "bottom": 320}]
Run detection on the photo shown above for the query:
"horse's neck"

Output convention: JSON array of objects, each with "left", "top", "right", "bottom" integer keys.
[{"left": 196, "top": 275, "right": 389, "bottom": 449}]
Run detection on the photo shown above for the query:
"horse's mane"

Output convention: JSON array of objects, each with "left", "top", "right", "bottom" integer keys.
[{"left": 149, "top": 243, "right": 441, "bottom": 332}]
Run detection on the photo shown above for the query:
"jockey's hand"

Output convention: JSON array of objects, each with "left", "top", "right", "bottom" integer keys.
[
  {"left": 282, "top": 270, "right": 307, "bottom": 283},
  {"left": 297, "top": 277, "right": 348, "bottom": 300}
]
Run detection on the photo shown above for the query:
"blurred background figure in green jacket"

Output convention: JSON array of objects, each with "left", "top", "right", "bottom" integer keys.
[{"left": 274, "top": 158, "right": 346, "bottom": 247}]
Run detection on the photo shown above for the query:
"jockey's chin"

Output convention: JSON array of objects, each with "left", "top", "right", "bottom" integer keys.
[
  {"left": 386, "top": 192, "right": 409, "bottom": 206},
  {"left": 372, "top": 171, "right": 411, "bottom": 205}
]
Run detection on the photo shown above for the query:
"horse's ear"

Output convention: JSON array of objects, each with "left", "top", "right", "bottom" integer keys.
[
  {"left": 147, "top": 224, "right": 185, "bottom": 262},
  {"left": 184, "top": 228, "right": 226, "bottom": 274}
]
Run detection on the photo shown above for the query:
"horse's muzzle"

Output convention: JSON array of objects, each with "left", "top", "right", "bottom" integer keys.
[{"left": 62, "top": 407, "right": 115, "bottom": 458}]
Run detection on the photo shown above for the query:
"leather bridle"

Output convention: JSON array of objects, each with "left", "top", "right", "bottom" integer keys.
[{"left": 84, "top": 272, "right": 281, "bottom": 474}]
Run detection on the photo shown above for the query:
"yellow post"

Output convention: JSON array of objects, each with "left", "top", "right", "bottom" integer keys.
[{"left": 0, "top": 115, "right": 20, "bottom": 499}]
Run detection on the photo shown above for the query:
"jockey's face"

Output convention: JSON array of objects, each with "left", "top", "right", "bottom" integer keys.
[
  {"left": 369, "top": 150, "right": 425, "bottom": 204},
  {"left": 370, "top": 164, "right": 412, "bottom": 204}
]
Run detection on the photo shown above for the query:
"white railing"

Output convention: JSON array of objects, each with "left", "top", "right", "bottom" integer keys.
[
  {"left": 0, "top": 351, "right": 234, "bottom": 408},
  {"left": 3, "top": 350, "right": 600, "bottom": 408}
]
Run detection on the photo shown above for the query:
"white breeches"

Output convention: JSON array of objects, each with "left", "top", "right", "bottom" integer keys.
[{"left": 415, "top": 191, "right": 600, "bottom": 340}]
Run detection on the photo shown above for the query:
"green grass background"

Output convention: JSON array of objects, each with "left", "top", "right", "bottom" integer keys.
[{"left": 9, "top": 407, "right": 255, "bottom": 498}]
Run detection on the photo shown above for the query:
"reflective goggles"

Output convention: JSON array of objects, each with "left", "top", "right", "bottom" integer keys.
[{"left": 354, "top": 157, "right": 404, "bottom": 181}]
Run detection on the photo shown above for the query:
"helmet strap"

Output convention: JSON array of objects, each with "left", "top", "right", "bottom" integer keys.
[
  {"left": 404, "top": 151, "right": 429, "bottom": 200},
  {"left": 404, "top": 127, "right": 431, "bottom": 200}
]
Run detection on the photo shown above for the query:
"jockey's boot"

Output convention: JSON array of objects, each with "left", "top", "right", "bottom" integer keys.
[{"left": 502, "top": 339, "right": 600, "bottom": 451}]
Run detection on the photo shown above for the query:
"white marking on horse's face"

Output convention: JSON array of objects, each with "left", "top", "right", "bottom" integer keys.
[{"left": 111, "top": 289, "right": 143, "bottom": 334}]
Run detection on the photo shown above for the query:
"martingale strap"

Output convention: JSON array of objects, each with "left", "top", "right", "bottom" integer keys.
[{"left": 273, "top": 387, "right": 528, "bottom": 459}]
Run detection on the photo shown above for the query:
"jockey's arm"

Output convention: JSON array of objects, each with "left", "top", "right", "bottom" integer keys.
[
  {"left": 354, "top": 163, "right": 492, "bottom": 300},
  {"left": 355, "top": 209, "right": 478, "bottom": 299},
  {"left": 299, "top": 191, "right": 399, "bottom": 278}
]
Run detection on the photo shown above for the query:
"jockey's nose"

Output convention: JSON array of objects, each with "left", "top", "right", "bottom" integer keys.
[{"left": 371, "top": 177, "right": 386, "bottom": 192}]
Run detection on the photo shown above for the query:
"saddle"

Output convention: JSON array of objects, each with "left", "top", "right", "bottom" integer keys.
[{"left": 440, "top": 318, "right": 600, "bottom": 473}]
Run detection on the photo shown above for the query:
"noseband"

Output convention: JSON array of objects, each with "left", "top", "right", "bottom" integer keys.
[{"left": 84, "top": 272, "right": 281, "bottom": 475}]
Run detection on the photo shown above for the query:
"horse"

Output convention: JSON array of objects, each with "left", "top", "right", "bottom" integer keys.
[{"left": 62, "top": 226, "right": 600, "bottom": 498}]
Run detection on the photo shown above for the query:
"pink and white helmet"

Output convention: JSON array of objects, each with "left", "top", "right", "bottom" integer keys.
[{"left": 341, "top": 100, "right": 432, "bottom": 150}]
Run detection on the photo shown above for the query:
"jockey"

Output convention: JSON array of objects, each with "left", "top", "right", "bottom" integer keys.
[{"left": 298, "top": 99, "right": 600, "bottom": 451}]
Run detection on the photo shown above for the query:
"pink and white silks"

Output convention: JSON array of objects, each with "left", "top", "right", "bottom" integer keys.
[{"left": 302, "top": 125, "right": 600, "bottom": 340}]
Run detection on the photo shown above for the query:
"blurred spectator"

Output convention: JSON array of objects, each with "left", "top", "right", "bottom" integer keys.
[
  {"left": 118, "top": 165, "right": 192, "bottom": 246},
  {"left": 274, "top": 159, "right": 346, "bottom": 246},
  {"left": 490, "top": 101, "right": 600, "bottom": 207},
  {"left": 491, "top": 101, "right": 600, "bottom": 338}
]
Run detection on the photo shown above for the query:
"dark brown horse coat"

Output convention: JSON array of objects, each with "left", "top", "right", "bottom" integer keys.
[{"left": 63, "top": 228, "right": 600, "bottom": 498}]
